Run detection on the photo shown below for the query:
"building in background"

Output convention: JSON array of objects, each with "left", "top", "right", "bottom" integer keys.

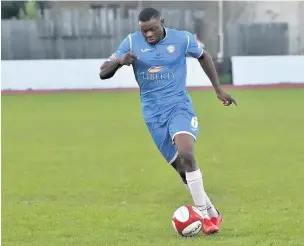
[{"left": 1, "top": 0, "right": 304, "bottom": 63}]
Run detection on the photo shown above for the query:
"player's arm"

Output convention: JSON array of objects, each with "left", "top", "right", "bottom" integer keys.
[
  {"left": 185, "top": 32, "right": 237, "bottom": 106},
  {"left": 99, "top": 36, "right": 137, "bottom": 80},
  {"left": 99, "top": 59, "right": 122, "bottom": 80}
]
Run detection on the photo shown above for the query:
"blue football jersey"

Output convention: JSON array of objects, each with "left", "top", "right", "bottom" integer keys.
[{"left": 107, "top": 28, "right": 204, "bottom": 121}]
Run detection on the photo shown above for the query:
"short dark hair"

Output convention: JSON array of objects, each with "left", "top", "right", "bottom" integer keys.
[{"left": 138, "top": 7, "right": 160, "bottom": 22}]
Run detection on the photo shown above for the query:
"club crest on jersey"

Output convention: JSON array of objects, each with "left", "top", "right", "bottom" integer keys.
[
  {"left": 167, "top": 45, "right": 176, "bottom": 54},
  {"left": 148, "top": 66, "right": 164, "bottom": 73}
]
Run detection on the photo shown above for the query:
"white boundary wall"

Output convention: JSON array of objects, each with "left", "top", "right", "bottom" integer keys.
[
  {"left": 3, "top": 56, "right": 303, "bottom": 90},
  {"left": 231, "top": 56, "right": 304, "bottom": 86},
  {"left": 1, "top": 58, "right": 211, "bottom": 91}
]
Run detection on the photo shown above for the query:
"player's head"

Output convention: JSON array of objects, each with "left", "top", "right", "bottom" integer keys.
[{"left": 138, "top": 7, "right": 164, "bottom": 45}]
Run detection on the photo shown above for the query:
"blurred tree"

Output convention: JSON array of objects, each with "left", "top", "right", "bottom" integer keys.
[
  {"left": 1, "top": 0, "right": 49, "bottom": 19},
  {"left": 18, "top": 0, "right": 39, "bottom": 19}
]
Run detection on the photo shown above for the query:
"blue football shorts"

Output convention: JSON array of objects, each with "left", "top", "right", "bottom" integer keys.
[{"left": 145, "top": 102, "right": 199, "bottom": 163}]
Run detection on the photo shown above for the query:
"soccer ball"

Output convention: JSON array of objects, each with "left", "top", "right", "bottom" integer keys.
[{"left": 171, "top": 205, "right": 203, "bottom": 237}]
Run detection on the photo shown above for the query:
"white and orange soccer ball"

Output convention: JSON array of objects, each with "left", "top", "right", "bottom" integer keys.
[{"left": 171, "top": 205, "right": 204, "bottom": 237}]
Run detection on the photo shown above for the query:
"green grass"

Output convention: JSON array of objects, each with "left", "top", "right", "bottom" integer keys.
[{"left": 2, "top": 89, "right": 304, "bottom": 246}]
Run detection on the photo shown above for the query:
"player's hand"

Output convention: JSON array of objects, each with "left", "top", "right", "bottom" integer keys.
[
  {"left": 118, "top": 52, "right": 137, "bottom": 66},
  {"left": 216, "top": 90, "right": 238, "bottom": 106}
]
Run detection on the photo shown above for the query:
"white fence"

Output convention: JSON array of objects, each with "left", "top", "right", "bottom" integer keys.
[
  {"left": 2, "top": 56, "right": 304, "bottom": 91},
  {"left": 231, "top": 56, "right": 304, "bottom": 85}
]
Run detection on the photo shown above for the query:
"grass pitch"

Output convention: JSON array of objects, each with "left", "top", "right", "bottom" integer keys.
[{"left": 2, "top": 89, "right": 304, "bottom": 246}]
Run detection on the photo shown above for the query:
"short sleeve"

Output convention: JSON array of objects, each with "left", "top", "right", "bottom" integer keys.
[
  {"left": 107, "top": 35, "right": 132, "bottom": 61},
  {"left": 184, "top": 32, "right": 204, "bottom": 58}
]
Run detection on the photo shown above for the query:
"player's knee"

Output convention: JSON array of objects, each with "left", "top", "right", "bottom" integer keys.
[{"left": 178, "top": 151, "right": 197, "bottom": 172}]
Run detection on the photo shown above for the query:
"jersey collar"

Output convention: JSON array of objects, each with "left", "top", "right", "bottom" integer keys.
[{"left": 160, "top": 27, "right": 168, "bottom": 42}]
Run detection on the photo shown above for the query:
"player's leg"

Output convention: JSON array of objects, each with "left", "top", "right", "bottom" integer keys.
[
  {"left": 172, "top": 132, "right": 218, "bottom": 234},
  {"left": 169, "top": 112, "right": 223, "bottom": 229},
  {"left": 146, "top": 117, "right": 221, "bottom": 233},
  {"left": 168, "top": 112, "right": 219, "bottom": 235},
  {"left": 171, "top": 160, "right": 223, "bottom": 228},
  {"left": 171, "top": 159, "right": 221, "bottom": 217}
]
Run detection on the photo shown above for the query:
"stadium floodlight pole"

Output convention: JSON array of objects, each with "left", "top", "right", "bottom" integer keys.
[{"left": 217, "top": 0, "right": 224, "bottom": 63}]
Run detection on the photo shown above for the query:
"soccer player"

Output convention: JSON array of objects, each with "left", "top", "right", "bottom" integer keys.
[{"left": 99, "top": 7, "right": 237, "bottom": 235}]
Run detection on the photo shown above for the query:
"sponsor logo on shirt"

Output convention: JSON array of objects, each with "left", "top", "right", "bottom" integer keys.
[
  {"left": 137, "top": 66, "right": 175, "bottom": 82},
  {"left": 148, "top": 66, "right": 164, "bottom": 73}
]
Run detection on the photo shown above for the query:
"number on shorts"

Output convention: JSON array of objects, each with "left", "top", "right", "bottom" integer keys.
[{"left": 191, "top": 117, "right": 199, "bottom": 129}]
